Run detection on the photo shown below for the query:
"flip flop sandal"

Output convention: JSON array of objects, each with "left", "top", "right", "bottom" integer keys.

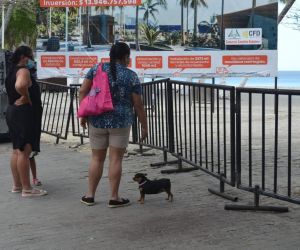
[
  {"left": 22, "top": 188, "right": 48, "bottom": 197},
  {"left": 11, "top": 186, "right": 22, "bottom": 193}
]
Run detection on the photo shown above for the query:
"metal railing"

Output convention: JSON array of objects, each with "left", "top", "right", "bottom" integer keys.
[
  {"left": 39, "top": 81, "right": 75, "bottom": 144},
  {"left": 133, "top": 79, "right": 237, "bottom": 200},
  {"left": 137, "top": 79, "right": 169, "bottom": 150},
  {"left": 170, "top": 80, "right": 235, "bottom": 186},
  {"left": 234, "top": 87, "right": 300, "bottom": 206},
  {"left": 39, "top": 79, "right": 300, "bottom": 209}
]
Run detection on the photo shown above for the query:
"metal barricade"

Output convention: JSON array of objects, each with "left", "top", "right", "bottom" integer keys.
[
  {"left": 138, "top": 79, "right": 169, "bottom": 150},
  {"left": 136, "top": 79, "right": 237, "bottom": 200},
  {"left": 38, "top": 78, "right": 300, "bottom": 209},
  {"left": 38, "top": 81, "right": 75, "bottom": 144},
  {"left": 227, "top": 87, "right": 300, "bottom": 212}
]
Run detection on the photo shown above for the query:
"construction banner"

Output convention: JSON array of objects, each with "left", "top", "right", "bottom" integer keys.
[
  {"left": 37, "top": 50, "right": 277, "bottom": 79},
  {"left": 40, "top": 0, "right": 142, "bottom": 7},
  {"left": 37, "top": 0, "right": 278, "bottom": 79}
]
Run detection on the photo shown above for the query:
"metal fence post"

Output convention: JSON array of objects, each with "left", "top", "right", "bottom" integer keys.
[
  {"left": 230, "top": 88, "right": 236, "bottom": 186},
  {"left": 167, "top": 79, "right": 175, "bottom": 153},
  {"left": 64, "top": 87, "right": 75, "bottom": 140}
]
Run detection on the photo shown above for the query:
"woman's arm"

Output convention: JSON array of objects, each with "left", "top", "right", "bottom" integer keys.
[
  {"left": 15, "top": 68, "right": 32, "bottom": 105},
  {"left": 79, "top": 78, "right": 92, "bottom": 103},
  {"left": 132, "top": 93, "right": 148, "bottom": 141},
  {"left": 78, "top": 78, "right": 93, "bottom": 129}
]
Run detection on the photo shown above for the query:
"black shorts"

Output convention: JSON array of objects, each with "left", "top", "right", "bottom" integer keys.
[{"left": 6, "top": 104, "right": 37, "bottom": 151}]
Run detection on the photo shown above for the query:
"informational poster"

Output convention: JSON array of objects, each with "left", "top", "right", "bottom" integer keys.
[
  {"left": 40, "top": 0, "right": 142, "bottom": 7},
  {"left": 37, "top": 0, "right": 278, "bottom": 78}
]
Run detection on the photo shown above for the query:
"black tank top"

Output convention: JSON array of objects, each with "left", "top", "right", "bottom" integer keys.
[{"left": 5, "top": 66, "right": 41, "bottom": 106}]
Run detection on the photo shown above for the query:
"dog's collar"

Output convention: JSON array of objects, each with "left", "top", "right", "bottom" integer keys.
[{"left": 139, "top": 180, "right": 147, "bottom": 187}]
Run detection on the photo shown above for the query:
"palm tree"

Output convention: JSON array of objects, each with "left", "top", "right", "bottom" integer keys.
[
  {"left": 0, "top": 1, "right": 15, "bottom": 46},
  {"left": 140, "top": 0, "right": 160, "bottom": 25},
  {"left": 135, "top": 0, "right": 167, "bottom": 51},
  {"left": 179, "top": 0, "right": 190, "bottom": 43},
  {"left": 4, "top": 1, "right": 37, "bottom": 49},
  {"left": 190, "top": 0, "right": 207, "bottom": 41},
  {"left": 141, "top": 24, "right": 160, "bottom": 46},
  {"left": 179, "top": 0, "right": 190, "bottom": 35},
  {"left": 95, "top": 6, "right": 110, "bottom": 15}
]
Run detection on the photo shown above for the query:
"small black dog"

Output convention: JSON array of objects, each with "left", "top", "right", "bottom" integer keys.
[{"left": 133, "top": 173, "right": 173, "bottom": 204}]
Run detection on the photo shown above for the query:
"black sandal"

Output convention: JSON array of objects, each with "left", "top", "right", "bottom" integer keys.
[{"left": 108, "top": 198, "right": 130, "bottom": 208}]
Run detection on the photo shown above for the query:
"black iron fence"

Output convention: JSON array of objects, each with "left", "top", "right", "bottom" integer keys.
[
  {"left": 39, "top": 79, "right": 300, "bottom": 209},
  {"left": 39, "top": 81, "right": 75, "bottom": 144},
  {"left": 137, "top": 79, "right": 169, "bottom": 150},
  {"left": 235, "top": 87, "right": 300, "bottom": 205}
]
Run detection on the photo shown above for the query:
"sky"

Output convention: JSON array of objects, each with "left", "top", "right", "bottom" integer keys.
[{"left": 122, "top": 0, "right": 299, "bottom": 71}]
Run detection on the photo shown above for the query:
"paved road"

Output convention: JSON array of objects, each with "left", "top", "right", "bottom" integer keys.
[{"left": 0, "top": 138, "right": 300, "bottom": 250}]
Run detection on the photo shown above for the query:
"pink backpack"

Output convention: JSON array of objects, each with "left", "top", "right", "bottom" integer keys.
[{"left": 78, "top": 64, "right": 114, "bottom": 118}]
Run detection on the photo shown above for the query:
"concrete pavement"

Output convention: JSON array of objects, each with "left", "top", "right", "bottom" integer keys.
[{"left": 0, "top": 137, "right": 300, "bottom": 250}]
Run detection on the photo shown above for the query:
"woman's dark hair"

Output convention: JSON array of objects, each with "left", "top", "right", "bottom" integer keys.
[
  {"left": 109, "top": 42, "right": 130, "bottom": 82},
  {"left": 10, "top": 46, "right": 33, "bottom": 65}
]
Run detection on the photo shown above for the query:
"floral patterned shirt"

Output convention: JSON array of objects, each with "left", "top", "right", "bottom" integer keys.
[{"left": 85, "top": 63, "right": 142, "bottom": 128}]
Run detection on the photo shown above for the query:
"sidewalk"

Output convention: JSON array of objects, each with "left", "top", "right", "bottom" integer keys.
[{"left": 0, "top": 138, "right": 300, "bottom": 250}]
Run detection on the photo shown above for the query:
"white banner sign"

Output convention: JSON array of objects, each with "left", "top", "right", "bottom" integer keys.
[
  {"left": 225, "top": 28, "right": 262, "bottom": 46},
  {"left": 37, "top": 50, "right": 277, "bottom": 79}
]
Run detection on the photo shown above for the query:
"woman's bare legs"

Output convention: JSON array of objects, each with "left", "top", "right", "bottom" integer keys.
[
  {"left": 10, "top": 149, "right": 21, "bottom": 190},
  {"left": 86, "top": 149, "right": 107, "bottom": 198},
  {"left": 108, "top": 146, "right": 126, "bottom": 201},
  {"left": 29, "top": 157, "right": 37, "bottom": 179},
  {"left": 16, "top": 144, "right": 32, "bottom": 190}
]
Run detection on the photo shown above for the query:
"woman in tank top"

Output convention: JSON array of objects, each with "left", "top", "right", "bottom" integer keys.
[{"left": 5, "top": 46, "right": 47, "bottom": 197}]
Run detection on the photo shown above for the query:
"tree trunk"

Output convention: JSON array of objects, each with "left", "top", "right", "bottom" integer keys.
[
  {"left": 193, "top": 5, "right": 197, "bottom": 41},
  {"left": 181, "top": 0, "right": 184, "bottom": 46},
  {"left": 278, "top": 0, "right": 295, "bottom": 24},
  {"left": 186, "top": 5, "right": 188, "bottom": 33},
  {"left": 0, "top": 4, "right": 14, "bottom": 46},
  {"left": 120, "top": 7, "right": 124, "bottom": 35},
  {"left": 135, "top": 6, "right": 140, "bottom": 51},
  {"left": 87, "top": 6, "right": 92, "bottom": 48}
]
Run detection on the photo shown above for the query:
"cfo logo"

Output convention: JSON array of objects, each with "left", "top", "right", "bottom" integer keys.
[
  {"left": 242, "top": 30, "right": 261, "bottom": 38},
  {"left": 228, "top": 29, "right": 240, "bottom": 39}
]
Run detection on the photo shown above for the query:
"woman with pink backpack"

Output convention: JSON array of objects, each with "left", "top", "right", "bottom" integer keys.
[{"left": 79, "top": 42, "right": 148, "bottom": 207}]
